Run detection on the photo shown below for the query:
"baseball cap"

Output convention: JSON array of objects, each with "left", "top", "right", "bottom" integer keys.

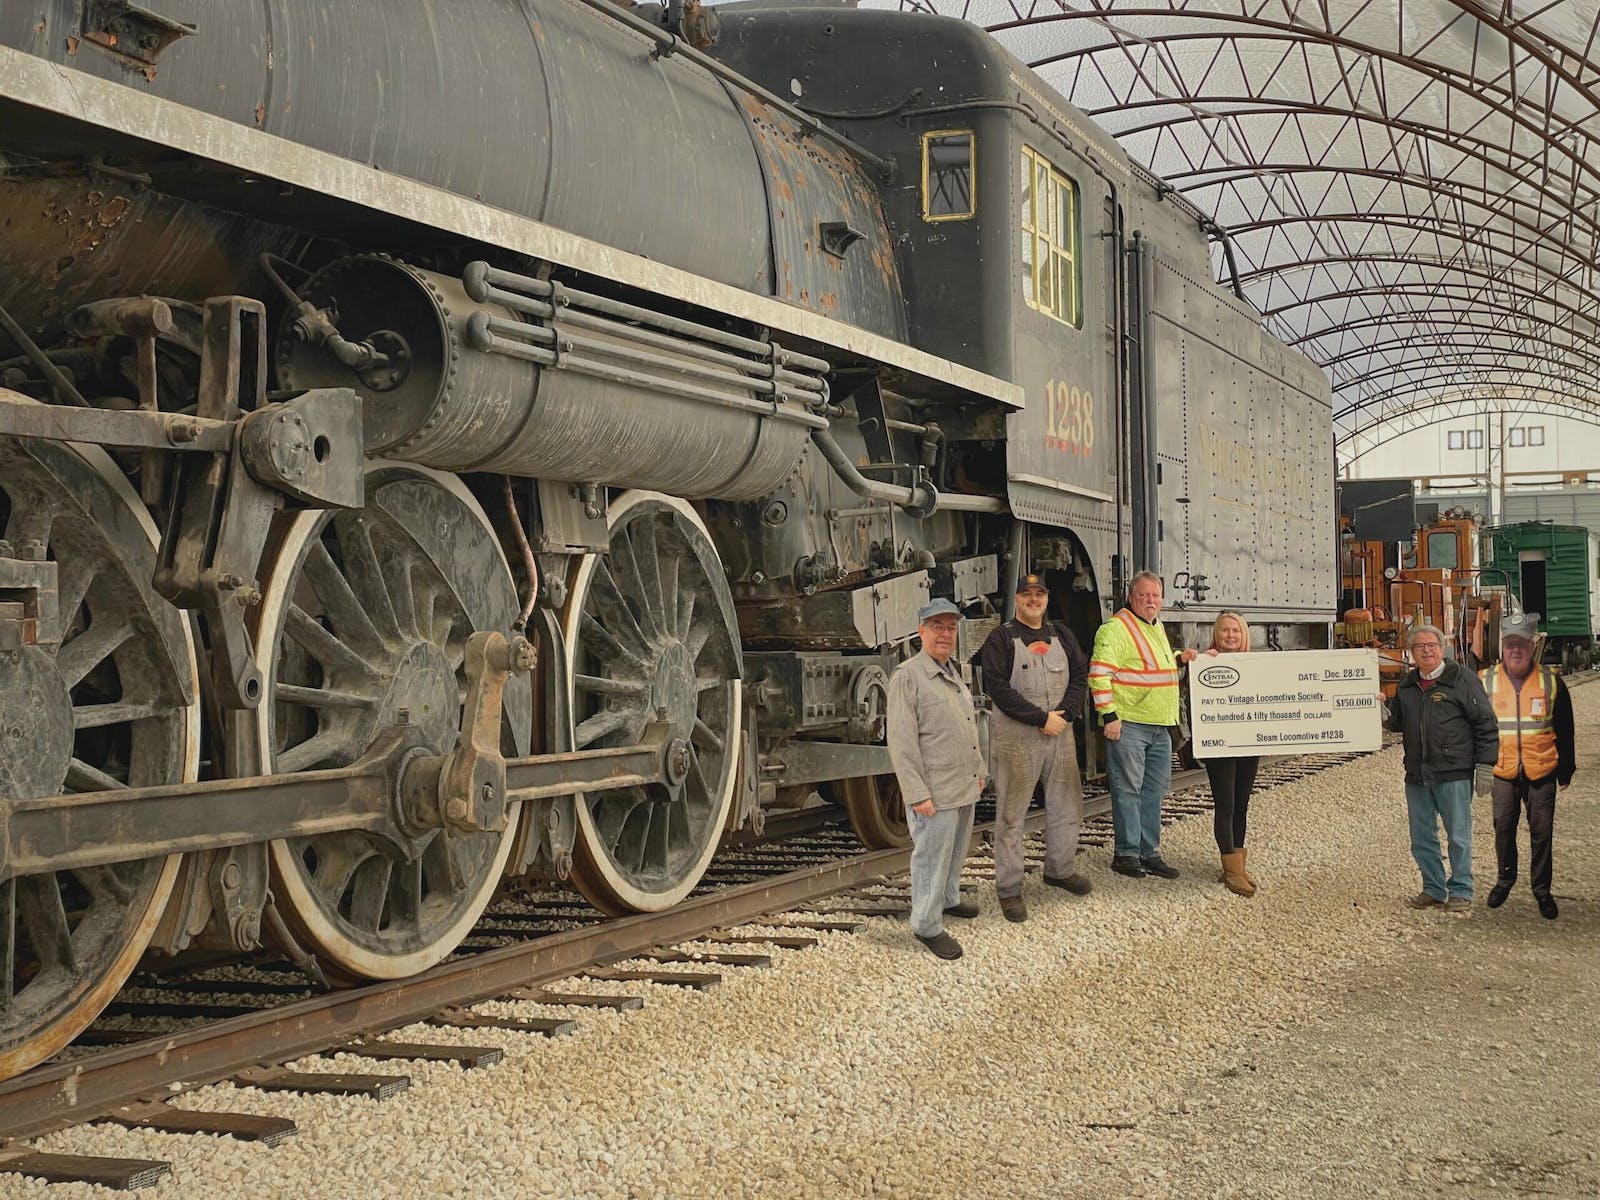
[
  {"left": 918, "top": 598, "right": 961, "bottom": 623},
  {"left": 1501, "top": 611, "right": 1541, "bottom": 642},
  {"left": 1016, "top": 573, "right": 1049, "bottom": 594}
]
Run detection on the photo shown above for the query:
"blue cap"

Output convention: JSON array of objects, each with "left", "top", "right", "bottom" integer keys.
[{"left": 918, "top": 598, "right": 961, "bottom": 623}]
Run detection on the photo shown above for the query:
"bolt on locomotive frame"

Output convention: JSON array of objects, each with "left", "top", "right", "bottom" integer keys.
[{"left": 0, "top": 0, "right": 1335, "bottom": 1079}]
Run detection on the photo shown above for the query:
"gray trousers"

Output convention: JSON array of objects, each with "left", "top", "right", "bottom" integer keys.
[
  {"left": 906, "top": 803, "right": 976, "bottom": 938},
  {"left": 992, "top": 719, "right": 1083, "bottom": 897}
]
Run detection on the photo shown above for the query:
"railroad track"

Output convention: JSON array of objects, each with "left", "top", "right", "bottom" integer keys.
[{"left": 0, "top": 749, "right": 1369, "bottom": 1189}]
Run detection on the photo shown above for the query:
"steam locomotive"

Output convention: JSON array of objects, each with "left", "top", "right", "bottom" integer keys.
[{"left": 0, "top": 0, "right": 1334, "bottom": 1079}]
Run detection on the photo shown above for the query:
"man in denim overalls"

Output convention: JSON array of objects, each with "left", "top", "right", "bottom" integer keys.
[{"left": 978, "top": 574, "right": 1090, "bottom": 922}]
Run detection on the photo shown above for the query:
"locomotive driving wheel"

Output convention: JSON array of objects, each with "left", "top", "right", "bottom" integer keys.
[
  {"left": 0, "top": 436, "right": 199, "bottom": 1080},
  {"left": 565, "top": 492, "right": 741, "bottom": 915},
  {"left": 248, "top": 464, "right": 530, "bottom": 981},
  {"left": 826, "top": 775, "right": 911, "bottom": 849}
]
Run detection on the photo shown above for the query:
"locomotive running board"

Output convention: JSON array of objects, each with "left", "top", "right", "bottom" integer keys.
[{"left": 0, "top": 46, "right": 1022, "bottom": 413}]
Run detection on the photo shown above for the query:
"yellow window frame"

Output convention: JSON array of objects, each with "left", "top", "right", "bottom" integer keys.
[
  {"left": 1019, "top": 145, "right": 1082, "bottom": 328},
  {"left": 921, "top": 129, "right": 976, "bottom": 222}
]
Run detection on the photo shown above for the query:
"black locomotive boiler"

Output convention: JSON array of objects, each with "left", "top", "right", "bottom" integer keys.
[{"left": 0, "top": 0, "right": 1334, "bottom": 1078}]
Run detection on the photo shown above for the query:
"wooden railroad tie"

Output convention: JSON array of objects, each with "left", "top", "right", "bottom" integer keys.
[
  {"left": 502, "top": 987, "right": 645, "bottom": 1011},
  {"left": 581, "top": 967, "right": 722, "bottom": 991},
  {"left": 332, "top": 1039, "right": 505, "bottom": 1069},
  {"left": 428, "top": 1007, "right": 577, "bottom": 1037},
  {"left": 100, "top": 1099, "right": 298, "bottom": 1146},
  {"left": 231, "top": 1066, "right": 411, "bottom": 1100},
  {"left": 0, "top": 1149, "right": 172, "bottom": 1190}
]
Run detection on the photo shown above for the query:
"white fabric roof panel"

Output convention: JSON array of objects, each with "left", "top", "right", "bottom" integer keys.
[{"left": 864, "top": 0, "right": 1600, "bottom": 454}]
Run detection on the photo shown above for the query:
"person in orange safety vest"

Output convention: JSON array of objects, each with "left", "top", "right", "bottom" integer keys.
[{"left": 1478, "top": 612, "right": 1575, "bottom": 920}]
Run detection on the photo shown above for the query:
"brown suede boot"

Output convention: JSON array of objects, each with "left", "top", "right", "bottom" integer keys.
[
  {"left": 1220, "top": 850, "right": 1255, "bottom": 897},
  {"left": 1240, "top": 845, "right": 1258, "bottom": 889}
]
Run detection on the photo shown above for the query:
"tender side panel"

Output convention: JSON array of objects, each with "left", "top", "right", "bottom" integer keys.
[{"left": 1144, "top": 246, "right": 1334, "bottom": 622}]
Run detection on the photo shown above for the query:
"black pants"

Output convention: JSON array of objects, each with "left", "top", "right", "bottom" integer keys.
[
  {"left": 1203, "top": 756, "right": 1259, "bottom": 854},
  {"left": 1491, "top": 773, "right": 1557, "bottom": 897}
]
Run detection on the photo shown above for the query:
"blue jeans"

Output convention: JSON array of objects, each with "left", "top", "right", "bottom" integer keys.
[
  {"left": 1107, "top": 721, "right": 1172, "bottom": 859},
  {"left": 906, "top": 804, "right": 976, "bottom": 938},
  {"left": 1405, "top": 779, "right": 1474, "bottom": 901}
]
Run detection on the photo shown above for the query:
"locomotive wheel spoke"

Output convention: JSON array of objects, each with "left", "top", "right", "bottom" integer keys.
[
  {"left": 575, "top": 707, "right": 632, "bottom": 750},
  {"left": 65, "top": 757, "right": 127, "bottom": 792},
  {"left": 302, "top": 540, "right": 385, "bottom": 657},
  {"left": 336, "top": 517, "right": 403, "bottom": 642},
  {"left": 17, "top": 875, "right": 76, "bottom": 977},
  {"left": 72, "top": 700, "right": 163, "bottom": 730},
  {"left": 285, "top": 605, "right": 382, "bottom": 683},
  {"left": 255, "top": 464, "right": 525, "bottom": 981},
  {"left": 55, "top": 618, "right": 133, "bottom": 690},
  {"left": 567, "top": 493, "right": 740, "bottom": 915},
  {"left": 573, "top": 672, "right": 647, "bottom": 699},
  {"left": 0, "top": 435, "right": 195, "bottom": 1082},
  {"left": 274, "top": 683, "right": 375, "bottom": 711}
]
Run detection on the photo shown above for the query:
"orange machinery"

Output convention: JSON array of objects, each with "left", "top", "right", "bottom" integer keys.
[{"left": 1336, "top": 511, "right": 1502, "bottom": 695}]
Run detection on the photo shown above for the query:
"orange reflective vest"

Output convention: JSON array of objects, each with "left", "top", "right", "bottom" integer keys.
[
  {"left": 1089, "top": 609, "right": 1181, "bottom": 725},
  {"left": 1479, "top": 663, "right": 1559, "bottom": 781}
]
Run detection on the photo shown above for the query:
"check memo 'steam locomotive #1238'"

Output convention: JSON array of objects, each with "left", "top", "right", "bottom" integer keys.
[{"left": 0, "top": 0, "right": 1333, "bottom": 1077}]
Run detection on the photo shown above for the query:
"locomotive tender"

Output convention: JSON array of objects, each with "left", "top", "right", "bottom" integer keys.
[{"left": 0, "top": 0, "right": 1333, "bottom": 1077}]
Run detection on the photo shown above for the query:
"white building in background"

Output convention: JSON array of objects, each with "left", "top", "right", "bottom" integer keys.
[{"left": 1339, "top": 408, "right": 1600, "bottom": 524}]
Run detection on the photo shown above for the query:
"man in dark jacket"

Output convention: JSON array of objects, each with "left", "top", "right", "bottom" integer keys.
[
  {"left": 978, "top": 574, "right": 1090, "bottom": 922},
  {"left": 1384, "top": 623, "right": 1500, "bottom": 913}
]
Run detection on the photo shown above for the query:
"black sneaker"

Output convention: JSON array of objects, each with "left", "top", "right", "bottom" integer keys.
[
  {"left": 1111, "top": 856, "right": 1145, "bottom": 878},
  {"left": 1487, "top": 881, "right": 1513, "bottom": 908},
  {"left": 943, "top": 901, "right": 980, "bottom": 919},
  {"left": 1537, "top": 894, "right": 1559, "bottom": 920},
  {"left": 1044, "top": 873, "right": 1094, "bottom": 895},
  {"left": 1140, "top": 855, "right": 1180, "bottom": 880},
  {"left": 916, "top": 931, "right": 963, "bottom": 959}
]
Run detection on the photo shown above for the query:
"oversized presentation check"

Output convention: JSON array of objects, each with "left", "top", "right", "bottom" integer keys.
[{"left": 1188, "top": 648, "right": 1382, "bottom": 758}]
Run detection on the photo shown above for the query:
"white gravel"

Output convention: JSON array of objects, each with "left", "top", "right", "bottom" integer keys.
[{"left": 14, "top": 688, "right": 1600, "bottom": 1199}]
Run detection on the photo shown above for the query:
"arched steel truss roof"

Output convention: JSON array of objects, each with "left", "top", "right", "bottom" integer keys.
[{"left": 872, "top": 0, "right": 1600, "bottom": 461}]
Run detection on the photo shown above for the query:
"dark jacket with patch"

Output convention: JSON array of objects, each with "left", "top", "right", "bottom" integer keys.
[{"left": 1383, "top": 662, "right": 1500, "bottom": 785}]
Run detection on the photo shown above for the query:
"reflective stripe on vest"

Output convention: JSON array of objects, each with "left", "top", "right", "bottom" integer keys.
[
  {"left": 1089, "top": 609, "right": 1180, "bottom": 724},
  {"left": 1481, "top": 664, "right": 1558, "bottom": 780}
]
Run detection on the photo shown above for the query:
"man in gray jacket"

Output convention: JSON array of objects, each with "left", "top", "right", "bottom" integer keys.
[{"left": 887, "top": 599, "right": 987, "bottom": 960}]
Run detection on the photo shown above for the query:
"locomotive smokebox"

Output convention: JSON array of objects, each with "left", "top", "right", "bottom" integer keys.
[{"left": 277, "top": 256, "right": 827, "bottom": 500}]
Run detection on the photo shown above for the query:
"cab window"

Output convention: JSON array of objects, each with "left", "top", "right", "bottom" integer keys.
[
  {"left": 1019, "top": 146, "right": 1082, "bottom": 327},
  {"left": 1426, "top": 531, "right": 1459, "bottom": 570},
  {"left": 921, "top": 131, "right": 975, "bottom": 221}
]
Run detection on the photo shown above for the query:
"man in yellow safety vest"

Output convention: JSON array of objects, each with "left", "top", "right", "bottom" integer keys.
[
  {"left": 1479, "top": 612, "right": 1575, "bottom": 919},
  {"left": 1089, "top": 571, "right": 1198, "bottom": 878}
]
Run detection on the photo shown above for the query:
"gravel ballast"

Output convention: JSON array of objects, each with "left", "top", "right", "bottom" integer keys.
[{"left": 17, "top": 689, "right": 1600, "bottom": 1199}]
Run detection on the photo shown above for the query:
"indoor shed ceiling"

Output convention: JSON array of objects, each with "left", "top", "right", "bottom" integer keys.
[{"left": 869, "top": 0, "right": 1600, "bottom": 460}]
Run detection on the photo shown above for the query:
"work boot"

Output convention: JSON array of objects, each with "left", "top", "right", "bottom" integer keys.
[
  {"left": 1043, "top": 873, "right": 1093, "bottom": 895},
  {"left": 943, "top": 900, "right": 980, "bottom": 919},
  {"left": 999, "top": 894, "right": 1028, "bottom": 923},
  {"left": 1537, "top": 894, "right": 1559, "bottom": 920},
  {"left": 1487, "top": 880, "right": 1513, "bottom": 908},
  {"left": 916, "top": 931, "right": 963, "bottom": 959},
  {"left": 1444, "top": 896, "right": 1472, "bottom": 914},
  {"left": 1404, "top": 892, "right": 1445, "bottom": 910},
  {"left": 1140, "top": 855, "right": 1180, "bottom": 880},
  {"left": 1111, "top": 856, "right": 1145, "bottom": 878},
  {"left": 1220, "top": 850, "right": 1255, "bottom": 897}
]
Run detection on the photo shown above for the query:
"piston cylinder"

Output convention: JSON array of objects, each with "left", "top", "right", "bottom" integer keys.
[{"left": 275, "top": 256, "right": 820, "bottom": 500}]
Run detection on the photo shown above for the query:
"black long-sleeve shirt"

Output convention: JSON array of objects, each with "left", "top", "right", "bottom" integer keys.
[{"left": 976, "top": 618, "right": 1088, "bottom": 727}]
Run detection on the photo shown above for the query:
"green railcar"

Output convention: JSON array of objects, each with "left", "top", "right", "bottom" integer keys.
[{"left": 1480, "top": 521, "right": 1600, "bottom": 670}]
